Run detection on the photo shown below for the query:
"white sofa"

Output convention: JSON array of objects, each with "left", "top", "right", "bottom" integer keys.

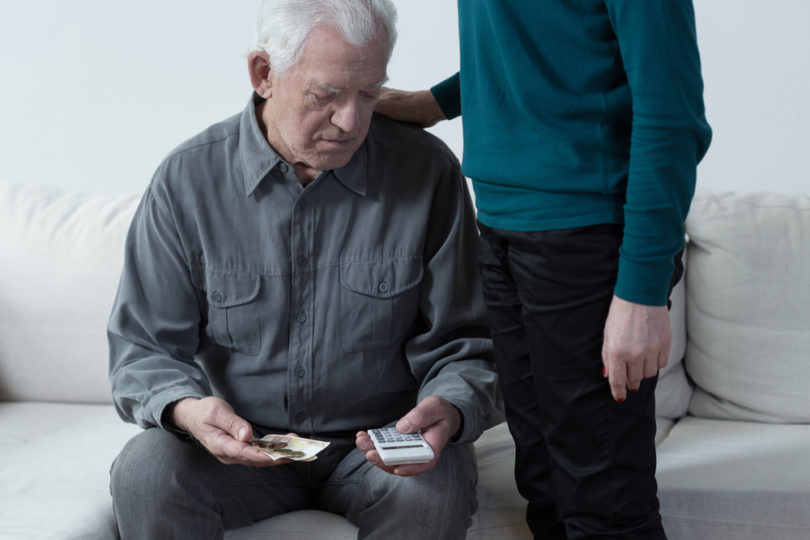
[{"left": 1, "top": 182, "right": 809, "bottom": 539}]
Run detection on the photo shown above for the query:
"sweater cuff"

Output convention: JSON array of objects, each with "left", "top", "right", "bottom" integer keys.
[
  {"left": 430, "top": 73, "right": 462, "bottom": 120},
  {"left": 614, "top": 253, "right": 674, "bottom": 306}
]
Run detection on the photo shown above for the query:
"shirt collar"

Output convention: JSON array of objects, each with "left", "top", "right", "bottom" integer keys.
[
  {"left": 239, "top": 94, "right": 284, "bottom": 197},
  {"left": 239, "top": 93, "right": 369, "bottom": 198}
]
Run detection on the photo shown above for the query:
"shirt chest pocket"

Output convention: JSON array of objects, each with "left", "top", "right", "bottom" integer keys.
[
  {"left": 205, "top": 271, "right": 262, "bottom": 355},
  {"left": 339, "top": 257, "right": 423, "bottom": 352}
]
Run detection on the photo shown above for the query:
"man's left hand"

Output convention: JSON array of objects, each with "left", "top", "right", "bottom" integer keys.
[
  {"left": 355, "top": 396, "right": 461, "bottom": 476},
  {"left": 602, "top": 295, "right": 671, "bottom": 402}
]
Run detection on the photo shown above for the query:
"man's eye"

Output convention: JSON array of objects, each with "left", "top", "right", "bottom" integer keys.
[
  {"left": 361, "top": 92, "right": 379, "bottom": 102},
  {"left": 313, "top": 93, "right": 334, "bottom": 102}
]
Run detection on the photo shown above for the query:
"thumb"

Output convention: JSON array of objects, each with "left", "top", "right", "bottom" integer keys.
[
  {"left": 396, "top": 409, "right": 425, "bottom": 434},
  {"left": 396, "top": 399, "right": 442, "bottom": 434},
  {"left": 215, "top": 406, "right": 252, "bottom": 442}
]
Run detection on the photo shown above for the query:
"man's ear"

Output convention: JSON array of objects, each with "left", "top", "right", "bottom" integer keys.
[{"left": 248, "top": 51, "right": 273, "bottom": 98}]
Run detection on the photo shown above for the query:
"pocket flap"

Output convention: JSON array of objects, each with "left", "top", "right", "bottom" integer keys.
[
  {"left": 340, "top": 257, "right": 423, "bottom": 298},
  {"left": 206, "top": 271, "right": 261, "bottom": 308}
]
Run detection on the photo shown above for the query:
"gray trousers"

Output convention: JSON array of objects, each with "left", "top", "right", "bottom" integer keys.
[{"left": 110, "top": 428, "right": 477, "bottom": 539}]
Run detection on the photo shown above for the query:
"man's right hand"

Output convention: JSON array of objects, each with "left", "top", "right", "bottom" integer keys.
[
  {"left": 168, "top": 396, "right": 290, "bottom": 467},
  {"left": 375, "top": 88, "right": 446, "bottom": 128}
]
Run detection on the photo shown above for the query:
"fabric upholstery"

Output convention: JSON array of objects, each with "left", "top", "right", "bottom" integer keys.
[
  {"left": 685, "top": 191, "right": 810, "bottom": 422},
  {"left": 657, "top": 417, "right": 810, "bottom": 539},
  {"left": 4, "top": 181, "right": 810, "bottom": 540},
  {"left": 0, "top": 183, "right": 139, "bottom": 403}
]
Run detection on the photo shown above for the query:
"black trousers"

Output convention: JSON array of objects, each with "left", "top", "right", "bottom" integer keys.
[{"left": 477, "top": 223, "right": 681, "bottom": 540}]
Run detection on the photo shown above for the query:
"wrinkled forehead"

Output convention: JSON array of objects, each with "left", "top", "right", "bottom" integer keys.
[{"left": 294, "top": 25, "right": 390, "bottom": 86}]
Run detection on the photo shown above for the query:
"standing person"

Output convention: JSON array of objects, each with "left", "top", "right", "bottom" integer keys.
[
  {"left": 107, "top": 1, "right": 502, "bottom": 538},
  {"left": 376, "top": 1, "right": 712, "bottom": 538}
]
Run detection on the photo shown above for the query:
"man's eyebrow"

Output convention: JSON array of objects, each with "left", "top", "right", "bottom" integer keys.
[
  {"left": 317, "top": 77, "right": 389, "bottom": 94},
  {"left": 318, "top": 83, "right": 343, "bottom": 94}
]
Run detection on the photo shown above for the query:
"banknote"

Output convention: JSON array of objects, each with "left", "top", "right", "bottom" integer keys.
[{"left": 249, "top": 434, "right": 330, "bottom": 462}]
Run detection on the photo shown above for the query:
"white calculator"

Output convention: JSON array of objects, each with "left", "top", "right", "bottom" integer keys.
[{"left": 368, "top": 427, "right": 435, "bottom": 466}]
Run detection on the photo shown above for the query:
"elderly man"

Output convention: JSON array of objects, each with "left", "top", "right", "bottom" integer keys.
[{"left": 107, "top": 1, "right": 501, "bottom": 538}]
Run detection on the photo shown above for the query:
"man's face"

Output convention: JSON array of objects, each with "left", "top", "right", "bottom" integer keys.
[{"left": 261, "top": 26, "right": 389, "bottom": 181}]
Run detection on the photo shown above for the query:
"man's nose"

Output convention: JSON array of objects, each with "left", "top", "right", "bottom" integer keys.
[{"left": 331, "top": 97, "right": 361, "bottom": 134}]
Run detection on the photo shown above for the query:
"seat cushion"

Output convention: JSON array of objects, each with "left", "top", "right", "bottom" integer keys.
[
  {"left": 684, "top": 191, "right": 810, "bottom": 422},
  {"left": 0, "top": 402, "right": 141, "bottom": 540},
  {"left": 0, "top": 406, "right": 530, "bottom": 540},
  {"left": 656, "top": 416, "right": 810, "bottom": 540}
]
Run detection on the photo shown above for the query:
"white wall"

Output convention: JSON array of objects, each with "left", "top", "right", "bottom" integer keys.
[
  {"left": 694, "top": 1, "right": 810, "bottom": 195},
  {"left": 1, "top": 1, "right": 807, "bottom": 196}
]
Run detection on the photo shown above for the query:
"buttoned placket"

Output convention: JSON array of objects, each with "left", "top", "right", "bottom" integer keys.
[{"left": 285, "top": 166, "right": 316, "bottom": 434}]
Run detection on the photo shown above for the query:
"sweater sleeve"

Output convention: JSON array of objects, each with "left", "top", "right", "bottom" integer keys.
[
  {"left": 606, "top": 0, "right": 712, "bottom": 305},
  {"left": 430, "top": 72, "right": 462, "bottom": 120}
]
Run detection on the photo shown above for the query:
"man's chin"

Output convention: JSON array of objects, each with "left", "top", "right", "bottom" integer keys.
[{"left": 312, "top": 149, "right": 358, "bottom": 171}]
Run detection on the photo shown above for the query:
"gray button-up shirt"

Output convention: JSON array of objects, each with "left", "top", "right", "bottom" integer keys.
[{"left": 108, "top": 96, "right": 501, "bottom": 443}]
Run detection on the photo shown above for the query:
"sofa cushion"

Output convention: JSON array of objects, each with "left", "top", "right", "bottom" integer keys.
[
  {"left": 656, "top": 417, "right": 810, "bottom": 539},
  {"left": 684, "top": 191, "right": 810, "bottom": 422},
  {"left": 0, "top": 183, "right": 139, "bottom": 403},
  {"left": 0, "top": 401, "right": 141, "bottom": 540},
  {"left": 0, "top": 407, "right": 530, "bottom": 540}
]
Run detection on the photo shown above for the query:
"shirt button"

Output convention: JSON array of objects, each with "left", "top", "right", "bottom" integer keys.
[
  {"left": 297, "top": 255, "right": 308, "bottom": 266},
  {"left": 211, "top": 291, "right": 223, "bottom": 303},
  {"left": 295, "top": 367, "right": 306, "bottom": 378},
  {"left": 378, "top": 281, "right": 390, "bottom": 293},
  {"left": 296, "top": 312, "right": 307, "bottom": 323},
  {"left": 279, "top": 163, "right": 289, "bottom": 173}
]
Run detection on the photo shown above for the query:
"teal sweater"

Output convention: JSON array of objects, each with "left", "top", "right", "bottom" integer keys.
[{"left": 432, "top": 0, "right": 711, "bottom": 305}]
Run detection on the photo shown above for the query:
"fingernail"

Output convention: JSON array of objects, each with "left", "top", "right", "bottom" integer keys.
[
  {"left": 398, "top": 420, "right": 413, "bottom": 433},
  {"left": 617, "top": 398, "right": 625, "bottom": 403},
  {"left": 238, "top": 427, "right": 247, "bottom": 440},
  {"left": 602, "top": 366, "right": 607, "bottom": 377},
  {"left": 630, "top": 388, "right": 639, "bottom": 393}
]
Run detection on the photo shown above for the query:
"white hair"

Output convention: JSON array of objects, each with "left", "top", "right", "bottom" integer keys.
[{"left": 254, "top": 0, "right": 398, "bottom": 76}]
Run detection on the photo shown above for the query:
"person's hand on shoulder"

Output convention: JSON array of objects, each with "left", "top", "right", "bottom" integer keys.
[
  {"left": 374, "top": 88, "right": 446, "bottom": 128},
  {"left": 355, "top": 395, "right": 461, "bottom": 476},
  {"left": 168, "top": 396, "right": 292, "bottom": 467}
]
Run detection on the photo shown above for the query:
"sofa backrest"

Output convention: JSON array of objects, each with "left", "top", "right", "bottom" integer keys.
[
  {"left": 684, "top": 190, "right": 810, "bottom": 423},
  {"left": 0, "top": 183, "right": 139, "bottom": 403}
]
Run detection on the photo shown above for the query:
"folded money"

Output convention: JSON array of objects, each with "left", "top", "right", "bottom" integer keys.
[{"left": 249, "top": 434, "right": 330, "bottom": 462}]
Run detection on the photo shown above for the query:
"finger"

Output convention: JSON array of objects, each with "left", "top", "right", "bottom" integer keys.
[
  {"left": 241, "top": 449, "right": 291, "bottom": 468},
  {"left": 608, "top": 360, "right": 628, "bottom": 403},
  {"left": 397, "top": 397, "right": 446, "bottom": 433},
  {"left": 221, "top": 414, "right": 253, "bottom": 442},
  {"left": 362, "top": 447, "right": 397, "bottom": 474},
  {"left": 656, "top": 344, "right": 670, "bottom": 372},
  {"left": 643, "top": 354, "right": 660, "bottom": 379},
  {"left": 392, "top": 462, "right": 434, "bottom": 477},
  {"left": 625, "top": 355, "right": 644, "bottom": 393},
  {"left": 396, "top": 409, "right": 427, "bottom": 434},
  {"left": 355, "top": 431, "right": 374, "bottom": 453}
]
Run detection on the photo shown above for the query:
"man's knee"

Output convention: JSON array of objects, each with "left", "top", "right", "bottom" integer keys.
[
  {"left": 353, "top": 443, "right": 479, "bottom": 537},
  {"left": 111, "top": 428, "right": 203, "bottom": 504}
]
